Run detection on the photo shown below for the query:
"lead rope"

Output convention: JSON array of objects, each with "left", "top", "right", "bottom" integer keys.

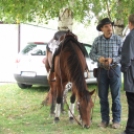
[
  {"left": 90, "top": 89, "right": 97, "bottom": 122},
  {"left": 64, "top": 88, "right": 97, "bottom": 127},
  {"left": 64, "top": 97, "right": 82, "bottom": 126}
]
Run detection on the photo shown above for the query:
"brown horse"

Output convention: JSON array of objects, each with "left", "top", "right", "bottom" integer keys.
[
  {"left": 46, "top": 31, "right": 95, "bottom": 128},
  {"left": 42, "top": 31, "right": 68, "bottom": 113}
]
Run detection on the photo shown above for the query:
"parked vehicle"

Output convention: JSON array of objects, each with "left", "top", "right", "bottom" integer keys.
[{"left": 14, "top": 42, "right": 97, "bottom": 89}]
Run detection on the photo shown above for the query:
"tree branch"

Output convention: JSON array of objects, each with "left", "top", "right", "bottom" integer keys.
[{"left": 106, "top": 0, "right": 111, "bottom": 20}]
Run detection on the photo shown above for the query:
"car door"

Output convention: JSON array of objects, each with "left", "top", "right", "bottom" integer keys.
[{"left": 82, "top": 43, "right": 97, "bottom": 83}]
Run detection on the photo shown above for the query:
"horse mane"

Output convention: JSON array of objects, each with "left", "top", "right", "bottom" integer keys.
[{"left": 63, "top": 37, "right": 86, "bottom": 91}]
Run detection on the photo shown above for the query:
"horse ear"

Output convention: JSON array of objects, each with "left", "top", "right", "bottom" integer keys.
[{"left": 89, "top": 89, "right": 95, "bottom": 96}]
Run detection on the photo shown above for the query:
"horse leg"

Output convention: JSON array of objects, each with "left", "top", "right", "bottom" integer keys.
[
  {"left": 50, "top": 89, "right": 56, "bottom": 115},
  {"left": 41, "top": 88, "right": 52, "bottom": 106},
  {"left": 60, "top": 96, "right": 65, "bottom": 114},
  {"left": 54, "top": 104, "right": 61, "bottom": 122},
  {"left": 60, "top": 82, "right": 69, "bottom": 114},
  {"left": 49, "top": 82, "right": 68, "bottom": 115},
  {"left": 49, "top": 81, "right": 57, "bottom": 115},
  {"left": 54, "top": 83, "right": 64, "bottom": 123},
  {"left": 68, "top": 92, "right": 76, "bottom": 123}
]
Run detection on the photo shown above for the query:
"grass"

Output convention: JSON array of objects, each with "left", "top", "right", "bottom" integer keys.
[{"left": 0, "top": 83, "right": 128, "bottom": 134}]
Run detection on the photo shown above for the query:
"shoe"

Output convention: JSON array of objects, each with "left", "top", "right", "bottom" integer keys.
[
  {"left": 112, "top": 122, "right": 120, "bottom": 129},
  {"left": 98, "top": 122, "right": 108, "bottom": 128}
]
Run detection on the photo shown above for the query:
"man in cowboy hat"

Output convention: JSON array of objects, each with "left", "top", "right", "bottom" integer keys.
[{"left": 89, "top": 18, "right": 122, "bottom": 129}]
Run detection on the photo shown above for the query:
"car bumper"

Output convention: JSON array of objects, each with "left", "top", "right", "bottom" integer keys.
[
  {"left": 14, "top": 74, "right": 49, "bottom": 86},
  {"left": 85, "top": 71, "right": 97, "bottom": 84},
  {"left": 86, "top": 78, "right": 97, "bottom": 84}
]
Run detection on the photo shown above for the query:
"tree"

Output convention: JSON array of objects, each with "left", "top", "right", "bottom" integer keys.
[
  {"left": 58, "top": 8, "right": 73, "bottom": 31},
  {"left": 0, "top": 0, "right": 134, "bottom": 35},
  {"left": 89, "top": 0, "right": 134, "bottom": 36}
]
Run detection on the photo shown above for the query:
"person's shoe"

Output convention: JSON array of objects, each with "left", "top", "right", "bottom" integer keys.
[
  {"left": 112, "top": 122, "right": 120, "bottom": 129},
  {"left": 98, "top": 122, "right": 108, "bottom": 128}
]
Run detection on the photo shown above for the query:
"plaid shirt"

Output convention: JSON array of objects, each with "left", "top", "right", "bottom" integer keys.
[{"left": 89, "top": 34, "right": 122, "bottom": 67}]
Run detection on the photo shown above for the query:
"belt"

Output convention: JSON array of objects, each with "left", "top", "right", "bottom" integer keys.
[
  {"left": 99, "top": 63, "right": 119, "bottom": 77},
  {"left": 99, "top": 63, "right": 118, "bottom": 70}
]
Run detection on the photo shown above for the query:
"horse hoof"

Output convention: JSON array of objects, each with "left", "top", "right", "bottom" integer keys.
[
  {"left": 69, "top": 117, "right": 74, "bottom": 123},
  {"left": 84, "top": 125, "right": 90, "bottom": 129},
  {"left": 54, "top": 117, "right": 60, "bottom": 123}
]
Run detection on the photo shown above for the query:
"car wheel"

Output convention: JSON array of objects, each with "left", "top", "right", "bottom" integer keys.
[
  {"left": 27, "top": 85, "right": 32, "bottom": 88},
  {"left": 17, "top": 83, "right": 32, "bottom": 89}
]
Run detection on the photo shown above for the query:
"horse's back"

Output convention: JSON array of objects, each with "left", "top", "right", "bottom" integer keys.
[{"left": 54, "top": 34, "right": 87, "bottom": 83}]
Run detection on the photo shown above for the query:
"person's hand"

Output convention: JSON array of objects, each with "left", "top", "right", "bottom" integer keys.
[
  {"left": 105, "top": 58, "right": 113, "bottom": 66},
  {"left": 98, "top": 57, "right": 106, "bottom": 64}
]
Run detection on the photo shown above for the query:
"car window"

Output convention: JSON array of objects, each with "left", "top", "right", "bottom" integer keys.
[
  {"left": 21, "top": 44, "right": 47, "bottom": 56},
  {"left": 84, "top": 45, "right": 91, "bottom": 55},
  {"left": 82, "top": 43, "right": 91, "bottom": 57}
]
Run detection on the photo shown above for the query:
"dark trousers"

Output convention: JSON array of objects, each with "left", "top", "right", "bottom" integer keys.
[
  {"left": 97, "top": 66, "right": 121, "bottom": 123},
  {"left": 125, "top": 92, "right": 134, "bottom": 134}
]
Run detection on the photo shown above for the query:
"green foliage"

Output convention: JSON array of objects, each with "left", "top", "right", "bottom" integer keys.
[{"left": 0, "top": 0, "right": 133, "bottom": 25}]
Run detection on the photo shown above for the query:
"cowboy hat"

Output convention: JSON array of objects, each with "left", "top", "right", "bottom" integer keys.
[{"left": 96, "top": 18, "right": 114, "bottom": 31}]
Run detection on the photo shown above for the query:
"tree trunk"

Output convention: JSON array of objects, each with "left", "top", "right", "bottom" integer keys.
[
  {"left": 58, "top": 8, "right": 73, "bottom": 31},
  {"left": 114, "top": 19, "right": 125, "bottom": 37},
  {"left": 113, "top": 0, "right": 125, "bottom": 37}
]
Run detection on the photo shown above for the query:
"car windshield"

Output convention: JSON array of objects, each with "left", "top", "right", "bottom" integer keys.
[
  {"left": 21, "top": 44, "right": 47, "bottom": 56},
  {"left": 84, "top": 45, "right": 91, "bottom": 55},
  {"left": 82, "top": 43, "right": 91, "bottom": 57}
]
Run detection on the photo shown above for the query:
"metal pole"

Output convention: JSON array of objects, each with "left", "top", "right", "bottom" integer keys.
[{"left": 18, "top": 24, "right": 20, "bottom": 53}]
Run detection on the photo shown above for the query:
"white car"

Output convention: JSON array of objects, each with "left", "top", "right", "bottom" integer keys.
[{"left": 14, "top": 42, "right": 97, "bottom": 89}]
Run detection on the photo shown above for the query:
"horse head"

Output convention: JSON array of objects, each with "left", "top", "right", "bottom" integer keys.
[{"left": 78, "top": 89, "right": 95, "bottom": 128}]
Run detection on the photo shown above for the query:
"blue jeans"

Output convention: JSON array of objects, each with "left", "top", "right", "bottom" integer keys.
[{"left": 97, "top": 66, "right": 121, "bottom": 124}]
